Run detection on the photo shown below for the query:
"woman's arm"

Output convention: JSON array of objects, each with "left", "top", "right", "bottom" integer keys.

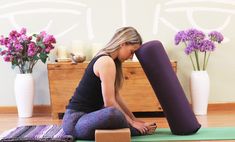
[
  {"left": 115, "top": 93, "right": 136, "bottom": 120},
  {"left": 94, "top": 56, "right": 133, "bottom": 123},
  {"left": 116, "top": 90, "right": 157, "bottom": 134},
  {"left": 94, "top": 56, "right": 148, "bottom": 134},
  {"left": 116, "top": 92, "right": 148, "bottom": 123}
]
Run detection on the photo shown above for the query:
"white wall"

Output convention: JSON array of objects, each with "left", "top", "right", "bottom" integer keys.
[{"left": 0, "top": 0, "right": 235, "bottom": 106}]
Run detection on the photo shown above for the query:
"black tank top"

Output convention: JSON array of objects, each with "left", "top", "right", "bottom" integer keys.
[{"left": 66, "top": 54, "right": 108, "bottom": 112}]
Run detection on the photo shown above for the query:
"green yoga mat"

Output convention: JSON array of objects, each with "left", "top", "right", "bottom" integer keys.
[{"left": 76, "top": 127, "right": 235, "bottom": 142}]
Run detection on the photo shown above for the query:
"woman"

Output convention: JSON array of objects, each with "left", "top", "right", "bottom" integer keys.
[{"left": 62, "top": 27, "right": 157, "bottom": 140}]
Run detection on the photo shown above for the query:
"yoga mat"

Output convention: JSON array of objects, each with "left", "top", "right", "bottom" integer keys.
[
  {"left": 75, "top": 127, "right": 235, "bottom": 142},
  {"left": 0, "top": 125, "right": 73, "bottom": 142},
  {"left": 132, "top": 127, "right": 235, "bottom": 141}
]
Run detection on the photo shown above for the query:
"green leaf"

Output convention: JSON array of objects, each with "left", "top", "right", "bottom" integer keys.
[
  {"left": 37, "top": 42, "right": 46, "bottom": 49},
  {"left": 11, "top": 64, "right": 17, "bottom": 70},
  {"left": 22, "top": 56, "right": 29, "bottom": 62},
  {"left": 40, "top": 57, "right": 47, "bottom": 63},
  {"left": 32, "top": 34, "right": 37, "bottom": 37},
  {"left": 11, "top": 59, "right": 18, "bottom": 70},
  {"left": 0, "top": 48, "right": 2, "bottom": 52},
  {"left": 40, "top": 52, "right": 48, "bottom": 63},
  {"left": 33, "top": 55, "right": 40, "bottom": 60},
  {"left": 12, "top": 58, "right": 18, "bottom": 65},
  {"left": 40, "top": 52, "right": 47, "bottom": 58}
]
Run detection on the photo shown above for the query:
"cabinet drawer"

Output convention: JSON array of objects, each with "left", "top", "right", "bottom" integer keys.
[{"left": 120, "top": 66, "right": 162, "bottom": 112}]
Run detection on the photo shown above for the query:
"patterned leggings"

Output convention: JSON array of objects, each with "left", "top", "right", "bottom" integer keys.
[{"left": 62, "top": 107, "right": 141, "bottom": 140}]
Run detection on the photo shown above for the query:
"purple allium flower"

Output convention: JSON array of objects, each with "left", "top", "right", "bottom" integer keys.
[
  {"left": 200, "top": 40, "right": 215, "bottom": 52},
  {"left": 184, "top": 45, "right": 194, "bottom": 55},
  {"left": 184, "top": 40, "right": 202, "bottom": 54},
  {"left": 174, "top": 28, "right": 224, "bottom": 71},
  {"left": 186, "top": 29, "right": 205, "bottom": 41},
  {"left": 174, "top": 31, "right": 187, "bottom": 45},
  {"left": 190, "top": 40, "right": 202, "bottom": 50},
  {"left": 208, "top": 31, "right": 224, "bottom": 43},
  {"left": 195, "top": 31, "right": 205, "bottom": 41}
]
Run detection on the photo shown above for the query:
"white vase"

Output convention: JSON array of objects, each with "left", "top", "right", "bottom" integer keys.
[
  {"left": 14, "top": 73, "right": 34, "bottom": 118},
  {"left": 190, "top": 71, "right": 210, "bottom": 115}
]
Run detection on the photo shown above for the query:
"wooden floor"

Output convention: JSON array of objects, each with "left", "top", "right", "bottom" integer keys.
[{"left": 0, "top": 109, "right": 235, "bottom": 142}]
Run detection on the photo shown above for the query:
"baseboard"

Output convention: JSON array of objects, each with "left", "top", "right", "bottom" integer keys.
[
  {"left": 0, "top": 105, "right": 51, "bottom": 115},
  {"left": 208, "top": 103, "right": 235, "bottom": 111},
  {"left": 0, "top": 103, "right": 234, "bottom": 115}
]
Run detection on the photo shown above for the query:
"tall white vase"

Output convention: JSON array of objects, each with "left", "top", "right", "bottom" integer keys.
[
  {"left": 190, "top": 71, "right": 210, "bottom": 115},
  {"left": 14, "top": 74, "right": 34, "bottom": 118}
]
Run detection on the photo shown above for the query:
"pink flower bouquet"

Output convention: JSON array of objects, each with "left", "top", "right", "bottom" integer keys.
[{"left": 0, "top": 28, "right": 56, "bottom": 73}]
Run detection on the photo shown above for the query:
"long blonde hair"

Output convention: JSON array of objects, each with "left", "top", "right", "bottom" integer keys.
[{"left": 96, "top": 27, "right": 142, "bottom": 93}]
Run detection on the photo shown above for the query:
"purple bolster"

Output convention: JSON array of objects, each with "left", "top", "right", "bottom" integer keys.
[{"left": 135, "top": 40, "right": 201, "bottom": 135}]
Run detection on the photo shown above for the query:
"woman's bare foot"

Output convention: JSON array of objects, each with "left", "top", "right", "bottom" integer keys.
[{"left": 144, "top": 122, "right": 157, "bottom": 135}]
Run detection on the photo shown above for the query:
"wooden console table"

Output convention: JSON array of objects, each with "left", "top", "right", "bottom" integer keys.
[{"left": 47, "top": 61, "right": 177, "bottom": 119}]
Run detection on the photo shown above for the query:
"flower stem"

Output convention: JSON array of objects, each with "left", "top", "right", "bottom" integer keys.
[
  {"left": 189, "top": 55, "right": 196, "bottom": 71},
  {"left": 19, "top": 61, "right": 26, "bottom": 74},
  {"left": 194, "top": 51, "right": 200, "bottom": 71},
  {"left": 205, "top": 52, "right": 211, "bottom": 69},
  {"left": 17, "top": 65, "right": 24, "bottom": 74},
  {"left": 203, "top": 51, "right": 207, "bottom": 70}
]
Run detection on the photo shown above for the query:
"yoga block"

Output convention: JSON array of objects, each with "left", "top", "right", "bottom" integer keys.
[{"left": 95, "top": 128, "right": 131, "bottom": 142}]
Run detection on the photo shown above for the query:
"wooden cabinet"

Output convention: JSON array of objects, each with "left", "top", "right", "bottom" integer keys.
[{"left": 47, "top": 61, "right": 177, "bottom": 119}]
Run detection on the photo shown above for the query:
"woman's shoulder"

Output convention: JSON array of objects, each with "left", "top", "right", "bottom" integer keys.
[
  {"left": 95, "top": 55, "right": 115, "bottom": 68},
  {"left": 93, "top": 55, "right": 116, "bottom": 77}
]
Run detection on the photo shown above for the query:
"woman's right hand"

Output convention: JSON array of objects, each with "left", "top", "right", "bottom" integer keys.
[{"left": 131, "top": 121, "right": 157, "bottom": 135}]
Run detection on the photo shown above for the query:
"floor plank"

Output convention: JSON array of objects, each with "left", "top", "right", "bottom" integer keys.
[{"left": 0, "top": 109, "right": 235, "bottom": 141}]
